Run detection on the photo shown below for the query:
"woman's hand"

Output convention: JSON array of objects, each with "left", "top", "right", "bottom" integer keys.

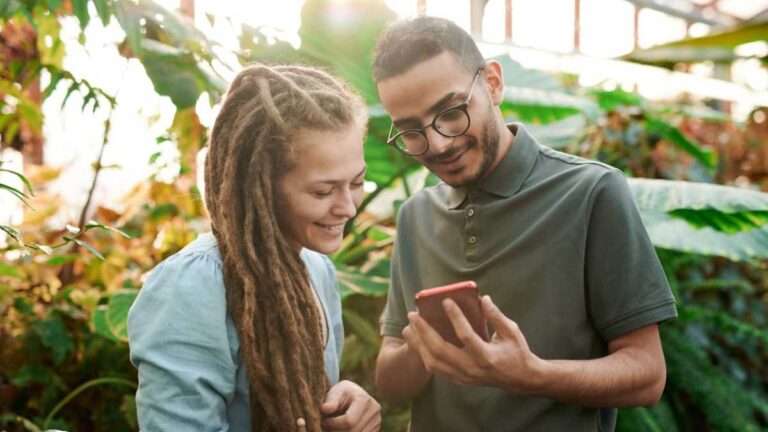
[{"left": 321, "top": 380, "right": 381, "bottom": 432}]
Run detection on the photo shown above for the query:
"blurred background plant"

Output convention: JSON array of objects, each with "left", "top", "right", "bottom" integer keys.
[{"left": 1, "top": 0, "right": 767, "bottom": 431}]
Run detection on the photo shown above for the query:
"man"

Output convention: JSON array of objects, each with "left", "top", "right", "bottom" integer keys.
[{"left": 372, "top": 17, "right": 677, "bottom": 432}]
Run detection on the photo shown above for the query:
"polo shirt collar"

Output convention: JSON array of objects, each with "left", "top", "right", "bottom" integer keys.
[{"left": 447, "top": 123, "right": 539, "bottom": 209}]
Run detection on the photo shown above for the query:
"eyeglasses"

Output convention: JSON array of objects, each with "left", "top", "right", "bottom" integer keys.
[{"left": 386, "top": 67, "right": 484, "bottom": 156}]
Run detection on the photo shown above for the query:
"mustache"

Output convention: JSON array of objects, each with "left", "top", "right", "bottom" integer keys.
[{"left": 425, "top": 141, "right": 474, "bottom": 164}]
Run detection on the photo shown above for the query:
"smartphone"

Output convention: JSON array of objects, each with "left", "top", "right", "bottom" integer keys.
[{"left": 414, "top": 280, "right": 489, "bottom": 348}]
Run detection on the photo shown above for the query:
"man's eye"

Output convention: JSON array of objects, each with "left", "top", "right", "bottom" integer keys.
[
  {"left": 313, "top": 190, "right": 333, "bottom": 197},
  {"left": 351, "top": 181, "right": 364, "bottom": 189}
]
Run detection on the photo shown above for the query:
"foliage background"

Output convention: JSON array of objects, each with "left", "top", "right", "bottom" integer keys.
[{"left": 1, "top": 0, "right": 767, "bottom": 431}]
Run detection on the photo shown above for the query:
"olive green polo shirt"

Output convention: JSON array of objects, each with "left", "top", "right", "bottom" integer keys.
[{"left": 380, "top": 123, "right": 677, "bottom": 432}]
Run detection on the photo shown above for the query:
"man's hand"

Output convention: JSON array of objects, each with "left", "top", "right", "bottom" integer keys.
[
  {"left": 404, "top": 295, "right": 543, "bottom": 393},
  {"left": 321, "top": 380, "right": 381, "bottom": 432}
]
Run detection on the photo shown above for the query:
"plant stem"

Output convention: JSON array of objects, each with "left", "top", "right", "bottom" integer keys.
[
  {"left": 42, "top": 377, "right": 137, "bottom": 430},
  {"left": 78, "top": 117, "right": 112, "bottom": 228}
]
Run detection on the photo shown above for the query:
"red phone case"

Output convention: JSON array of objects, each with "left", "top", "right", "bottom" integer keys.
[{"left": 415, "top": 281, "right": 489, "bottom": 347}]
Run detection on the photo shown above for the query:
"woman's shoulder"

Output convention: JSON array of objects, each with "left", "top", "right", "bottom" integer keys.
[
  {"left": 173, "top": 232, "right": 222, "bottom": 265},
  {"left": 131, "top": 233, "right": 226, "bottom": 318}
]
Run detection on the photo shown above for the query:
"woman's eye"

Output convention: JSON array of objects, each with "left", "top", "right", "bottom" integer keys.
[
  {"left": 351, "top": 181, "right": 364, "bottom": 189},
  {"left": 313, "top": 190, "right": 333, "bottom": 197}
]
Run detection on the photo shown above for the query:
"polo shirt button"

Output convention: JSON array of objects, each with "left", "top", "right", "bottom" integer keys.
[
  {"left": 467, "top": 208, "right": 475, "bottom": 217},
  {"left": 468, "top": 235, "right": 477, "bottom": 244}
]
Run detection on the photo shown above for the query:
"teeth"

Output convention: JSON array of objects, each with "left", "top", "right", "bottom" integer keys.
[{"left": 319, "top": 224, "right": 344, "bottom": 233}]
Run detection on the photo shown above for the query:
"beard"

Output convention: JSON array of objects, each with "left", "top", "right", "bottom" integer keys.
[{"left": 425, "top": 103, "right": 501, "bottom": 188}]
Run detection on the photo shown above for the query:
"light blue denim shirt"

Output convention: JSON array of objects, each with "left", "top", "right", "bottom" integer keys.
[{"left": 127, "top": 233, "right": 344, "bottom": 431}]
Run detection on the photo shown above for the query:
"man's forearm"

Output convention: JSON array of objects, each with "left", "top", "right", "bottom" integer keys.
[
  {"left": 375, "top": 338, "right": 432, "bottom": 404},
  {"left": 528, "top": 344, "right": 666, "bottom": 407}
]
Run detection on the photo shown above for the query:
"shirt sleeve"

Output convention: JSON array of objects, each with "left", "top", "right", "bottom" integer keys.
[
  {"left": 322, "top": 255, "right": 345, "bottom": 361},
  {"left": 585, "top": 169, "right": 678, "bottom": 341},
  {"left": 127, "top": 252, "right": 237, "bottom": 432}
]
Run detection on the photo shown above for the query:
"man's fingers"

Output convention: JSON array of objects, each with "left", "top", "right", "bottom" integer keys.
[
  {"left": 408, "top": 312, "right": 476, "bottom": 379},
  {"left": 443, "top": 298, "right": 485, "bottom": 350},
  {"left": 481, "top": 295, "right": 520, "bottom": 339}
]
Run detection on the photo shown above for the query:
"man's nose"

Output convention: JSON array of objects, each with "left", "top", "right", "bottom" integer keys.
[{"left": 425, "top": 126, "right": 455, "bottom": 155}]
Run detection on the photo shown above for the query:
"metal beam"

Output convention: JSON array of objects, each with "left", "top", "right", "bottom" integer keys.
[
  {"left": 470, "top": 0, "right": 489, "bottom": 36},
  {"left": 622, "top": 0, "right": 737, "bottom": 27}
]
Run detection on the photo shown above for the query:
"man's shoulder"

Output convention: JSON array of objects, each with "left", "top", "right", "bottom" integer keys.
[
  {"left": 538, "top": 145, "right": 618, "bottom": 173},
  {"left": 533, "top": 145, "right": 622, "bottom": 187}
]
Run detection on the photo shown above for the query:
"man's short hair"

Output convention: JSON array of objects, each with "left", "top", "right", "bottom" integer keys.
[{"left": 372, "top": 16, "right": 486, "bottom": 82}]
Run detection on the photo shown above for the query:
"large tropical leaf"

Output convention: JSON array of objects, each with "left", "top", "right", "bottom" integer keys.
[
  {"left": 623, "top": 21, "right": 768, "bottom": 67},
  {"left": 644, "top": 116, "right": 717, "bottom": 169},
  {"left": 335, "top": 265, "right": 389, "bottom": 299},
  {"left": 138, "top": 40, "right": 226, "bottom": 109},
  {"left": 113, "top": 0, "right": 227, "bottom": 108},
  {"left": 501, "top": 87, "right": 599, "bottom": 124},
  {"left": 490, "top": 54, "right": 566, "bottom": 93},
  {"left": 629, "top": 179, "right": 768, "bottom": 260},
  {"left": 298, "top": 0, "right": 396, "bottom": 104},
  {"left": 494, "top": 54, "right": 600, "bottom": 123},
  {"left": 524, "top": 114, "right": 587, "bottom": 149},
  {"left": 629, "top": 179, "right": 768, "bottom": 213}
]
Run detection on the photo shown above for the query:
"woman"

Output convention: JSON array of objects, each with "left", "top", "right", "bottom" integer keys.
[{"left": 128, "top": 65, "right": 381, "bottom": 432}]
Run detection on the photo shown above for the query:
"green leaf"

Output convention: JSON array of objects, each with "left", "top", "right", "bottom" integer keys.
[
  {"left": 645, "top": 116, "right": 717, "bottom": 169},
  {"left": 10, "top": 364, "right": 54, "bottom": 386},
  {"left": 61, "top": 81, "right": 80, "bottom": 109},
  {"left": 630, "top": 179, "right": 768, "bottom": 260},
  {"left": 629, "top": 178, "right": 768, "bottom": 214},
  {"left": 32, "top": 313, "right": 74, "bottom": 365},
  {"left": 148, "top": 151, "right": 162, "bottom": 164},
  {"left": 0, "top": 261, "right": 20, "bottom": 278},
  {"left": 46, "top": 254, "right": 78, "bottom": 265},
  {"left": 491, "top": 54, "right": 567, "bottom": 92},
  {"left": 342, "top": 308, "right": 380, "bottom": 347},
  {"left": 92, "top": 0, "right": 112, "bottom": 26},
  {"left": 46, "top": 0, "right": 63, "bottom": 10},
  {"left": 624, "top": 21, "right": 768, "bottom": 68},
  {"left": 139, "top": 39, "right": 225, "bottom": 109},
  {"left": 589, "top": 88, "right": 643, "bottom": 111},
  {"left": 335, "top": 266, "right": 389, "bottom": 299},
  {"left": 121, "top": 394, "right": 138, "bottom": 429},
  {"left": 113, "top": 0, "right": 141, "bottom": 55},
  {"left": 72, "top": 0, "right": 90, "bottom": 30},
  {"left": 106, "top": 289, "right": 139, "bottom": 342},
  {"left": 501, "top": 89, "right": 595, "bottom": 124},
  {"left": 27, "top": 243, "right": 53, "bottom": 254},
  {"left": 668, "top": 209, "right": 768, "bottom": 234},
  {"left": 1, "top": 224, "right": 23, "bottom": 246},
  {"left": 0, "top": 183, "right": 32, "bottom": 207},
  {"left": 92, "top": 305, "right": 121, "bottom": 342},
  {"left": 72, "top": 238, "right": 105, "bottom": 260},
  {"left": 84, "top": 220, "right": 132, "bottom": 238},
  {"left": 524, "top": 114, "right": 586, "bottom": 149},
  {"left": 13, "top": 297, "right": 34, "bottom": 315}
]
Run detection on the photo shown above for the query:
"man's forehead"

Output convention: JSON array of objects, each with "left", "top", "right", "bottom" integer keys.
[{"left": 377, "top": 56, "right": 472, "bottom": 119}]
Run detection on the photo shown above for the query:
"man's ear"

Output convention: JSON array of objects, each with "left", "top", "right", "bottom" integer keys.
[{"left": 482, "top": 60, "right": 505, "bottom": 106}]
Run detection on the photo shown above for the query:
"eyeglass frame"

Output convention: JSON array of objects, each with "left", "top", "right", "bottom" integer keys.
[{"left": 386, "top": 66, "right": 485, "bottom": 156}]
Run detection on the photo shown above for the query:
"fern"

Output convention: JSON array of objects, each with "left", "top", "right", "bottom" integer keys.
[
  {"left": 678, "top": 304, "right": 768, "bottom": 346},
  {"left": 662, "top": 327, "right": 768, "bottom": 431},
  {"left": 618, "top": 400, "right": 679, "bottom": 432}
]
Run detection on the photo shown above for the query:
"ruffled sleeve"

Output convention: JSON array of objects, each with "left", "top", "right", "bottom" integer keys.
[{"left": 128, "top": 251, "right": 237, "bottom": 432}]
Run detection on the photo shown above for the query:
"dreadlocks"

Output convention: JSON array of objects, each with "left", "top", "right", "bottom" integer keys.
[{"left": 204, "top": 64, "right": 367, "bottom": 432}]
